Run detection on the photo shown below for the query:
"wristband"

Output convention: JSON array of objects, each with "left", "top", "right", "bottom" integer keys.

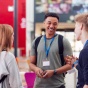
[{"left": 54, "top": 69, "right": 57, "bottom": 75}]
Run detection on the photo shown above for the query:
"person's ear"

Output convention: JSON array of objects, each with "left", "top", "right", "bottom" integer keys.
[{"left": 81, "top": 23, "right": 83, "bottom": 30}]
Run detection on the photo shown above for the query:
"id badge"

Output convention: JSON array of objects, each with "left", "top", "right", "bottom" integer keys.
[{"left": 43, "top": 60, "right": 50, "bottom": 66}]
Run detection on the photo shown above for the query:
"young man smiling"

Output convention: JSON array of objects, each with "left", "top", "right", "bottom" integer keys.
[{"left": 29, "top": 12, "right": 72, "bottom": 88}]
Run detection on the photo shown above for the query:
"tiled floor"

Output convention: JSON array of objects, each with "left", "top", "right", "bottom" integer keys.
[{"left": 17, "top": 57, "right": 30, "bottom": 87}]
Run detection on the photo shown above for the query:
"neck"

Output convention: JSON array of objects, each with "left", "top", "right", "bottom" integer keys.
[
  {"left": 82, "top": 37, "right": 88, "bottom": 45},
  {"left": 81, "top": 30, "right": 88, "bottom": 45},
  {"left": 46, "top": 33, "right": 55, "bottom": 38}
]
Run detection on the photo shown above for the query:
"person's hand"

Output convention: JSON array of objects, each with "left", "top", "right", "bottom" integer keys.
[
  {"left": 42, "top": 70, "right": 54, "bottom": 78},
  {"left": 34, "top": 67, "right": 44, "bottom": 78},
  {"left": 64, "top": 55, "right": 72, "bottom": 65},
  {"left": 71, "top": 56, "right": 78, "bottom": 67},
  {"left": 83, "top": 85, "right": 88, "bottom": 88},
  {"left": 65, "top": 55, "right": 78, "bottom": 67}
]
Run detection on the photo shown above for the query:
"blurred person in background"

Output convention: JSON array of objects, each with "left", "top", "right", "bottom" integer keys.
[
  {"left": 0, "top": 24, "right": 23, "bottom": 88},
  {"left": 29, "top": 12, "right": 72, "bottom": 88}
]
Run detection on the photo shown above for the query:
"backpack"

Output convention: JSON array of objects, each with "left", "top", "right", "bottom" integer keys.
[
  {"left": 0, "top": 75, "right": 7, "bottom": 83},
  {"left": 0, "top": 51, "right": 7, "bottom": 84},
  {"left": 35, "top": 34, "right": 64, "bottom": 66}
]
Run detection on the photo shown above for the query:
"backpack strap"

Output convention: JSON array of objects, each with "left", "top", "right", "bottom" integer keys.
[
  {"left": 58, "top": 35, "right": 64, "bottom": 66},
  {"left": 35, "top": 36, "right": 42, "bottom": 57},
  {"left": 58, "top": 35, "right": 66, "bottom": 76},
  {"left": 35, "top": 35, "right": 64, "bottom": 66},
  {"left": 0, "top": 75, "right": 7, "bottom": 83}
]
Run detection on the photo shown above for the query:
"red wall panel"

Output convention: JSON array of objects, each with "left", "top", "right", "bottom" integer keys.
[
  {"left": 0, "top": 0, "right": 26, "bottom": 56},
  {"left": 0, "top": 0, "right": 13, "bottom": 26},
  {"left": 18, "top": 0, "right": 26, "bottom": 56}
]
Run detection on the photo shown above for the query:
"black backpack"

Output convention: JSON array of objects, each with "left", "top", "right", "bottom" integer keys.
[
  {"left": 35, "top": 34, "right": 64, "bottom": 66},
  {"left": 0, "top": 75, "right": 7, "bottom": 83}
]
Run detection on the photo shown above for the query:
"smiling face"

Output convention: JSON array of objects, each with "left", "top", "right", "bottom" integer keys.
[{"left": 44, "top": 16, "right": 58, "bottom": 37}]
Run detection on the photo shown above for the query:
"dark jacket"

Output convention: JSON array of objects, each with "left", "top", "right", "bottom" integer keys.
[{"left": 77, "top": 43, "right": 88, "bottom": 88}]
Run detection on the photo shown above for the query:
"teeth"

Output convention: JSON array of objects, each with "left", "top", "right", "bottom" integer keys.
[{"left": 49, "top": 28, "right": 53, "bottom": 30}]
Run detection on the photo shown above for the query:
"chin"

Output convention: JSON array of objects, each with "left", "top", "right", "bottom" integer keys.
[
  {"left": 75, "top": 36, "right": 80, "bottom": 41},
  {"left": 48, "top": 32, "right": 54, "bottom": 35},
  {"left": 77, "top": 38, "right": 81, "bottom": 41}
]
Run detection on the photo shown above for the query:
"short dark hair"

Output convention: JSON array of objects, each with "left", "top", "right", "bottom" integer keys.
[{"left": 44, "top": 12, "right": 59, "bottom": 21}]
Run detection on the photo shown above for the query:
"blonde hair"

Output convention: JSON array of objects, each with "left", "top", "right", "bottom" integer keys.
[
  {"left": 74, "top": 13, "right": 88, "bottom": 30},
  {"left": 0, "top": 24, "right": 13, "bottom": 51}
]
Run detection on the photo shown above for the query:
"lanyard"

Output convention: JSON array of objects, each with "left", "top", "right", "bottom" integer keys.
[
  {"left": 44, "top": 35, "right": 55, "bottom": 58},
  {"left": 84, "top": 40, "right": 88, "bottom": 48}
]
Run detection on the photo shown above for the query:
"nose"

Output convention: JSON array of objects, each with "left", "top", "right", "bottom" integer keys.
[{"left": 50, "top": 24, "right": 54, "bottom": 28}]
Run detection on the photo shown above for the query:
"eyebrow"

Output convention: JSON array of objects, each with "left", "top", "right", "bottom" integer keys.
[{"left": 47, "top": 21, "right": 57, "bottom": 23}]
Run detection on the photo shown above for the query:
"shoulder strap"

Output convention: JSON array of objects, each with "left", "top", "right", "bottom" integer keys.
[
  {"left": 58, "top": 35, "right": 64, "bottom": 66},
  {"left": 0, "top": 75, "right": 7, "bottom": 83},
  {"left": 35, "top": 36, "right": 42, "bottom": 56}
]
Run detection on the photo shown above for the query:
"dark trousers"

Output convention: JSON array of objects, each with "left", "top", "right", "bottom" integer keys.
[{"left": 59, "top": 85, "right": 65, "bottom": 88}]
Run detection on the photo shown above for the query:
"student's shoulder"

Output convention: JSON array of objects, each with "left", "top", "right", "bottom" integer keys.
[
  {"left": 8, "top": 51, "right": 15, "bottom": 56},
  {"left": 57, "top": 34, "right": 68, "bottom": 42},
  {"left": 80, "top": 49, "right": 88, "bottom": 61},
  {"left": 3, "top": 51, "right": 16, "bottom": 65},
  {"left": 7, "top": 52, "right": 15, "bottom": 60},
  {"left": 33, "top": 35, "right": 44, "bottom": 42},
  {"left": 35, "top": 35, "right": 44, "bottom": 39},
  {"left": 81, "top": 48, "right": 88, "bottom": 55},
  {"left": 1, "top": 51, "right": 15, "bottom": 59}
]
